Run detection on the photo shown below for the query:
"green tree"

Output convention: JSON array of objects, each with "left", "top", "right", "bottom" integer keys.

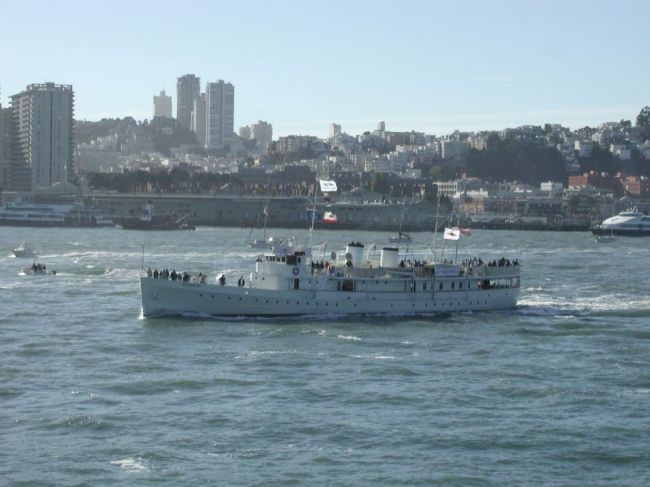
[
  {"left": 370, "top": 173, "right": 391, "bottom": 194},
  {"left": 636, "top": 106, "right": 650, "bottom": 141}
]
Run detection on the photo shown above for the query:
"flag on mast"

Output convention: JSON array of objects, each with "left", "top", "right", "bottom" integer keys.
[
  {"left": 319, "top": 180, "right": 338, "bottom": 193},
  {"left": 443, "top": 227, "right": 460, "bottom": 240},
  {"left": 444, "top": 227, "right": 471, "bottom": 240}
]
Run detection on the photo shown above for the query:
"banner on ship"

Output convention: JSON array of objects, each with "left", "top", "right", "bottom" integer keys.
[{"left": 319, "top": 180, "right": 338, "bottom": 193}]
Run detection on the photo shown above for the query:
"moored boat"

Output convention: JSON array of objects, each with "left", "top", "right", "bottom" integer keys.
[
  {"left": 591, "top": 208, "right": 650, "bottom": 237},
  {"left": 0, "top": 201, "right": 113, "bottom": 227},
  {"left": 119, "top": 202, "right": 194, "bottom": 230}
]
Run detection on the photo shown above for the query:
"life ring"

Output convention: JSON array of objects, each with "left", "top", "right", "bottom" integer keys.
[{"left": 292, "top": 267, "right": 299, "bottom": 276}]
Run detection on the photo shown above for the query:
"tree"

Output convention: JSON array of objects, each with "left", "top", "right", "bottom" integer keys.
[
  {"left": 636, "top": 106, "right": 650, "bottom": 141},
  {"left": 370, "top": 173, "right": 391, "bottom": 194},
  {"left": 578, "top": 143, "right": 617, "bottom": 174}
]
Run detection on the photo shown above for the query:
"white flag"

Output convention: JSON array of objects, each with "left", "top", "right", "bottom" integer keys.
[
  {"left": 319, "top": 180, "right": 338, "bottom": 193},
  {"left": 443, "top": 227, "right": 460, "bottom": 240}
]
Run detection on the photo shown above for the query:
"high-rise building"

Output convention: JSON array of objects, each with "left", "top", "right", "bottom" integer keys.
[
  {"left": 252, "top": 120, "right": 273, "bottom": 147},
  {"left": 206, "top": 80, "right": 235, "bottom": 149},
  {"left": 0, "top": 103, "right": 10, "bottom": 191},
  {"left": 176, "top": 74, "right": 200, "bottom": 130},
  {"left": 153, "top": 90, "right": 172, "bottom": 118},
  {"left": 191, "top": 93, "right": 207, "bottom": 147},
  {"left": 329, "top": 123, "right": 341, "bottom": 139},
  {"left": 10, "top": 83, "right": 74, "bottom": 191}
]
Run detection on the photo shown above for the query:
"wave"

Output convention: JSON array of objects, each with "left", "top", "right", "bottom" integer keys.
[
  {"left": 110, "top": 457, "right": 148, "bottom": 472},
  {"left": 337, "top": 334, "right": 362, "bottom": 341},
  {"left": 518, "top": 295, "right": 650, "bottom": 317}
]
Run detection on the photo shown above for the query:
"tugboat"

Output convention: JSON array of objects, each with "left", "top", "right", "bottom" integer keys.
[{"left": 120, "top": 201, "right": 195, "bottom": 230}]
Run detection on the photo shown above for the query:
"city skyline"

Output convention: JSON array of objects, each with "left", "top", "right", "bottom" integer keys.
[{"left": 1, "top": 0, "right": 648, "bottom": 137}]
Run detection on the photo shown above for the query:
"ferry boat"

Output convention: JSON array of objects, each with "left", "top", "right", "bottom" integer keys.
[
  {"left": 140, "top": 240, "right": 521, "bottom": 318},
  {"left": 0, "top": 201, "right": 113, "bottom": 227},
  {"left": 591, "top": 208, "right": 650, "bottom": 236}
]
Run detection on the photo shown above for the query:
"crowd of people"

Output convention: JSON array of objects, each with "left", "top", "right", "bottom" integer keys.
[
  {"left": 146, "top": 268, "right": 249, "bottom": 287},
  {"left": 488, "top": 257, "right": 519, "bottom": 267},
  {"left": 147, "top": 267, "right": 207, "bottom": 283},
  {"left": 29, "top": 262, "right": 51, "bottom": 274}
]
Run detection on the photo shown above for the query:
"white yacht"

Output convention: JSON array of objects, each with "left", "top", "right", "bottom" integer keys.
[
  {"left": 592, "top": 208, "right": 650, "bottom": 237},
  {"left": 140, "top": 240, "right": 521, "bottom": 318}
]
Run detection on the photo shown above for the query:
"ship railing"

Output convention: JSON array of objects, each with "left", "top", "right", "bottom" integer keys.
[{"left": 464, "top": 265, "right": 521, "bottom": 277}]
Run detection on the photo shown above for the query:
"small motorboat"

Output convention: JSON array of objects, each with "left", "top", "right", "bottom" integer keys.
[
  {"left": 23, "top": 263, "right": 56, "bottom": 275},
  {"left": 389, "top": 232, "right": 412, "bottom": 243},
  {"left": 13, "top": 243, "right": 37, "bottom": 258}
]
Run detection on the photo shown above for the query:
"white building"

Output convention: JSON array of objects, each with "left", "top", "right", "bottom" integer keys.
[
  {"left": 540, "top": 181, "right": 564, "bottom": 193},
  {"left": 206, "top": 80, "right": 235, "bottom": 149},
  {"left": 433, "top": 180, "right": 459, "bottom": 197},
  {"left": 239, "top": 126, "right": 252, "bottom": 140},
  {"left": 153, "top": 90, "right": 172, "bottom": 118},
  {"left": 329, "top": 123, "right": 341, "bottom": 139},
  {"left": 10, "top": 82, "right": 74, "bottom": 191}
]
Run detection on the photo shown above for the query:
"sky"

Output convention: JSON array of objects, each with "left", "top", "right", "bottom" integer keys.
[{"left": 1, "top": 0, "right": 648, "bottom": 137}]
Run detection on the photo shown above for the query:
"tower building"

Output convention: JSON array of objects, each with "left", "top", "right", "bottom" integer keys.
[
  {"left": 10, "top": 82, "right": 74, "bottom": 191},
  {"left": 176, "top": 74, "right": 200, "bottom": 131},
  {"left": 205, "top": 80, "right": 235, "bottom": 149}
]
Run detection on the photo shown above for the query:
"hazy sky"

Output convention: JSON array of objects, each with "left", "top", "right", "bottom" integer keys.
[{"left": 1, "top": 0, "right": 648, "bottom": 137}]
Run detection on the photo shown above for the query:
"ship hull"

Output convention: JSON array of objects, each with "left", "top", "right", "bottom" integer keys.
[
  {"left": 0, "top": 219, "right": 112, "bottom": 227},
  {"left": 140, "top": 277, "right": 519, "bottom": 318},
  {"left": 591, "top": 227, "right": 650, "bottom": 236},
  {"left": 120, "top": 218, "right": 193, "bottom": 230}
]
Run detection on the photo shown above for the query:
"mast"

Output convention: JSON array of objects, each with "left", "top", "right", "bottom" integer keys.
[
  {"left": 454, "top": 202, "right": 461, "bottom": 263},
  {"left": 308, "top": 180, "right": 318, "bottom": 249},
  {"left": 432, "top": 191, "right": 441, "bottom": 262},
  {"left": 263, "top": 205, "right": 268, "bottom": 241}
]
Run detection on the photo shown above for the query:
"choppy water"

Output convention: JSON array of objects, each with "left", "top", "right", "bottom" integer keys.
[{"left": 1, "top": 227, "right": 649, "bottom": 485}]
